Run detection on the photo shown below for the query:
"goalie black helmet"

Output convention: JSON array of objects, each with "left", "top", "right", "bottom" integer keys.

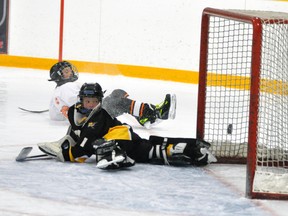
[
  {"left": 77, "top": 83, "right": 104, "bottom": 115},
  {"left": 49, "top": 61, "right": 79, "bottom": 86},
  {"left": 78, "top": 83, "right": 104, "bottom": 102}
]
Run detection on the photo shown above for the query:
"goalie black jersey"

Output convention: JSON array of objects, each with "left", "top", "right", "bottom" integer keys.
[{"left": 67, "top": 104, "right": 134, "bottom": 149}]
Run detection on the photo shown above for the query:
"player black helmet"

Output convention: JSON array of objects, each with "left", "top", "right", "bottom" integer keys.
[{"left": 49, "top": 61, "right": 79, "bottom": 86}]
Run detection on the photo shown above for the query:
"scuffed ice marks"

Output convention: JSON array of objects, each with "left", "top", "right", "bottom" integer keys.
[
  {"left": 0, "top": 160, "right": 269, "bottom": 216},
  {"left": 0, "top": 81, "right": 7, "bottom": 130},
  {"left": 0, "top": 68, "right": 278, "bottom": 216}
]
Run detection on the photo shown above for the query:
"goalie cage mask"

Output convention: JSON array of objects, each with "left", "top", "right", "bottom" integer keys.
[{"left": 77, "top": 82, "right": 104, "bottom": 115}]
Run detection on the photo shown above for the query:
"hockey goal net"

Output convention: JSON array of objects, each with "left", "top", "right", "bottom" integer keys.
[{"left": 197, "top": 8, "right": 288, "bottom": 199}]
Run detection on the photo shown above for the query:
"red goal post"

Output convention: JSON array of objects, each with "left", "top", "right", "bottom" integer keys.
[{"left": 197, "top": 7, "right": 288, "bottom": 199}]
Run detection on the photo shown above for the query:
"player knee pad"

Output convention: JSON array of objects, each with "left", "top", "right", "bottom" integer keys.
[
  {"left": 102, "top": 90, "right": 131, "bottom": 117},
  {"left": 110, "top": 89, "right": 128, "bottom": 98}
]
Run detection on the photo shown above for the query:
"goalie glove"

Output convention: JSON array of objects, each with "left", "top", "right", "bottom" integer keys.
[
  {"left": 38, "top": 135, "right": 76, "bottom": 162},
  {"left": 93, "top": 140, "right": 135, "bottom": 169}
]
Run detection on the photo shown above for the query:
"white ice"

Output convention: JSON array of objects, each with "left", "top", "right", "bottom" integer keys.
[{"left": 0, "top": 67, "right": 287, "bottom": 216}]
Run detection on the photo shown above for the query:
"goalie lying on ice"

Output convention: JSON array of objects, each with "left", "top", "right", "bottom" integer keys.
[{"left": 38, "top": 82, "right": 217, "bottom": 169}]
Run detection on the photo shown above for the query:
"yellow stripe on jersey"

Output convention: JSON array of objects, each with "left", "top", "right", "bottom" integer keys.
[
  {"left": 68, "top": 146, "right": 75, "bottom": 162},
  {"left": 74, "top": 156, "right": 88, "bottom": 163},
  {"left": 103, "top": 125, "right": 132, "bottom": 141},
  {"left": 68, "top": 145, "right": 88, "bottom": 163}
]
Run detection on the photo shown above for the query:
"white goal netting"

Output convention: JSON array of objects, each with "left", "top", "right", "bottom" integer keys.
[{"left": 199, "top": 9, "right": 288, "bottom": 198}]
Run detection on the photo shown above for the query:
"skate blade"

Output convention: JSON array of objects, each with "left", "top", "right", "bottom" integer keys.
[
  {"left": 168, "top": 94, "right": 177, "bottom": 119},
  {"left": 143, "top": 121, "right": 151, "bottom": 129}
]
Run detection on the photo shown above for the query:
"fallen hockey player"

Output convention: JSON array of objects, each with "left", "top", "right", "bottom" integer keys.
[
  {"left": 38, "top": 82, "right": 217, "bottom": 169},
  {"left": 48, "top": 61, "right": 176, "bottom": 129}
]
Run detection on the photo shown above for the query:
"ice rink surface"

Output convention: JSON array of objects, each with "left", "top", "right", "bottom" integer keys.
[{"left": 0, "top": 67, "right": 287, "bottom": 216}]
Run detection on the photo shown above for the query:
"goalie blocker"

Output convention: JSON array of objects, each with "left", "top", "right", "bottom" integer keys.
[{"left": 38, "top": 135, "right": 217, "bottom": 169}]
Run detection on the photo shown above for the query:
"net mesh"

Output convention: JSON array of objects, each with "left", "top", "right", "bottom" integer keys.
[
  {"left": 202, "top": 10, "right": 288, "bottom": 195},
  {"left": 205, "top": 17, "right": 252, "bottom": 160}
]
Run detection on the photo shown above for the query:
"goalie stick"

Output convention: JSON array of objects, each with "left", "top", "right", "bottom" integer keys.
[
  {"left": 16, "top": 147, "right": 52, "bottom": 162},
  {"left": 18, "top": 107, "right": 49, "bottom": 113}
]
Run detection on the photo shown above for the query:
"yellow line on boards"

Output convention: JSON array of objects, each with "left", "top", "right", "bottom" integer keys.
[
  {"left": 0, "top": 55, "right": 199, "bottom": 84},
  {"left": 207, "top": 72, "right": 288, "bottom": 95},
  {"left": 1, "top": 55, "right": 287, "bottom": 95}
]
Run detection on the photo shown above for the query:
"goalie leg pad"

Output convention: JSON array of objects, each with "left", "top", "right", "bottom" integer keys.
[
  {"left": 148, "top": 136, "right": 192, "bottom": 165},
  {"left": 148, "top": 136, "right": 217, "bottom": 166}
]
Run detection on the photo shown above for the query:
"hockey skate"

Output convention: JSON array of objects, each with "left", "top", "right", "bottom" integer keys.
[
  {"left": 137, "top": 94, "right": 177, "bottom": 129},
  {"left": 156, "top": 94, "right": 177, "bottom": 120},
  {"left": 94, "top": 140, "right": 135, "bottom": 169},
  {"left": 193, "top": 139, "right": 217, "bottom": 165},
  {"left": 137, "top": 104, "right": 157, "bottom": 129},
  {"left": 198, "top": 148, "right": 217, "bottom": 164}
]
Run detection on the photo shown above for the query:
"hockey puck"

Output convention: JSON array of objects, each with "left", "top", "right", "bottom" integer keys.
[{"left": 227, "top": 124, "right": 233, "bottom": 134}]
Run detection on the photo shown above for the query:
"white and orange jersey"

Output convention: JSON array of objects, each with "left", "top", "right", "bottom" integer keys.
[{"left": 49, "top": 81, "right": 82, "bottom": 121}]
